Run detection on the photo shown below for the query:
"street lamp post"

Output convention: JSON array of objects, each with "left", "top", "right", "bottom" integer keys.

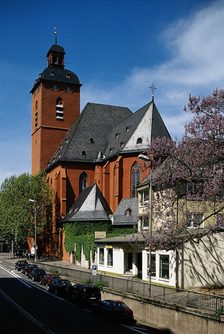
[
  {"left": 29, "top": 199, "right": 37, "bottom": 262},
  {"left": 138, "top": 153, "right": 153, "bottom": 296}
]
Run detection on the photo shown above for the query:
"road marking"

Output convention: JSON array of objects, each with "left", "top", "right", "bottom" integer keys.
[
  {"left": 122, "top": 324, "right": 150, "bottom": 334},
  {"left": 0, "top": 264, "right": 31, "bottom": 288},
  {"left": 0, "top": 288, "right": 55, "bottom": 334}
]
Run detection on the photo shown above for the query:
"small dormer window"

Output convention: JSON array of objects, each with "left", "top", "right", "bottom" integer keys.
[
  {"left": 136, "top": 137, "right": 142, "bottom": 144},
  {"left": 120, "top": 142, "right": 124, "bottom": 148},
  {"left": 56, "top": 97, "right": 64, "bottom": 120},
  {"left": 115, "top": 133, "right": 119, "bottom": 139},
  {"left": 82, "top": 151, "right": 86, "bottom": 156},
  {"left": 125, "top": 208, "right": 132, "bottom": 216},
  {"left": 89, "top": 138, "right": 95, "bottom": 144},
  {"left": 126, "top": 126, "right": 130, "bottom": 132},
  {"left": 109, "top": 148, "right": 113, "bottom": 153}
]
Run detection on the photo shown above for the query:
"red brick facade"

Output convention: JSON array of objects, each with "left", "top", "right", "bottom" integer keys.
[
  {"left": 31, "top": 82, "right": 80, "bottom": 175},
  {"left": 31, "top": 43, "right": 149, "bottom": 259}
]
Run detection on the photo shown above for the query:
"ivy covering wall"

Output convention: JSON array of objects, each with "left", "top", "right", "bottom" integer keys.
[{"left": 64, "top": 222, "right": 133, "bottom": 261}]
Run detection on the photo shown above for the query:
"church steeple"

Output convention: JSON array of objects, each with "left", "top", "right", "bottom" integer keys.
[
  {"left": 47, "top": 43, "right": 65, "bottom": 68},
  {"left": 46, "top": 28, "right": 65, "bottom": 68},
  {"left": 31, "top": 40, "right": 81, "bottom": 175}
]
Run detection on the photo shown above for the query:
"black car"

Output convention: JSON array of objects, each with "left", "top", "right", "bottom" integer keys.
[
  {"left": 92, "top": 299, "right": 136, "bottom": 324},
  {"left": 15, "top": 260, "right": 28, "bottom": 271},
  {"left": 68, "top": 283, "right": 101, "bottom": 306},
  {"left": 47, "top": 278, "right": 73, "bottom": 297},
  {"left": 21, "top": 263, "right": 38, "bottom": 276},
  {"left": 28, "top": 268, "right": 46, "bottom": 281}
]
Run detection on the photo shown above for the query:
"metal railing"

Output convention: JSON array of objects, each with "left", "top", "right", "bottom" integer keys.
[{"left": 39, "top": 261, "right": 224, "bottom": 314}]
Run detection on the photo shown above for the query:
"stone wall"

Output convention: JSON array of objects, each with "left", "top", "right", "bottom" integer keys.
[{"left": 102, "top": 290, "right": 224, "bottom": 334}]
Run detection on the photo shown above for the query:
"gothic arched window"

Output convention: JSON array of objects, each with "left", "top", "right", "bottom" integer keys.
[
  {"left": 131, "top": 162, "right": 140, "bottom": 197},
  {"left": 79, "top": 172, "right": 87, "bottom": 194}
]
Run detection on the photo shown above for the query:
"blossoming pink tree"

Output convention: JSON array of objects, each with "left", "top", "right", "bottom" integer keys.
[{"left": 145, "top": 89, "right": 224, "bottom": 250}]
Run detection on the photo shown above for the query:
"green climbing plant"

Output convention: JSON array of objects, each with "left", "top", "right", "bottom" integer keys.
[{"left": 64, "top": 222, "right": 133, "bottom": 262}]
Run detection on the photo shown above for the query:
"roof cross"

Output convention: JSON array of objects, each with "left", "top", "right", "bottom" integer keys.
[
  {"left": 149, "top": 82, "right": 157, "bottom": 102},
  {"left": 54, "top": 27, "right": 58, "bottom": 44}
]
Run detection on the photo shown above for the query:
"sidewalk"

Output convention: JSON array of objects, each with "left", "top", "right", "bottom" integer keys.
[
  {"left": 39, "top": 257, "right": 91, "bottom": 273},
  {"left": 0, "top": 252, "right": 90, "bottom": 271}
]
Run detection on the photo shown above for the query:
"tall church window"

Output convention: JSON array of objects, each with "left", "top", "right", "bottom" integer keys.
[
  {"left": 56, "top": 97, "right": 64, "bottom": 119},
  {"left": 131, "top": 162, "right": 140, "bottom": 197},
  {"left": 79, "top": 172, "right": 87, "bottom": 194}
]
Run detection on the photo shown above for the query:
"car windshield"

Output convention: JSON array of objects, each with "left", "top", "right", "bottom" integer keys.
[{"left": 61, "top": 280, "right": 71, "bottom": 286}]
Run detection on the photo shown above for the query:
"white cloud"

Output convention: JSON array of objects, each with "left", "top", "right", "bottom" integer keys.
[{"left": 81, "top": 0, "right": 224, "bottom": 140}]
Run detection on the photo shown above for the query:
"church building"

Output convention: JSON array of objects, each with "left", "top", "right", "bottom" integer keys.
[{"left": 30, "top": 39, "right": 170, "bottom": 265}]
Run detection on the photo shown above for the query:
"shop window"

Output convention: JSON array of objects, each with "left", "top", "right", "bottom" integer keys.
[
  {"left": 99, "top": 248, "right": 104, "bottom": 265},
  {"left": 148, "top": 253, "right": 156, "bottom": 277},
  {"left": 159, "top": 254, "right": 169, "bottom": 279},
  {"left": 107, "top": 248, "right": 113, "bottom": 266}
]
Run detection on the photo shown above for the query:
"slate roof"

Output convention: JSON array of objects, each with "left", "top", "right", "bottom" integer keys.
[
  {"left": 104, "top": 102, "right": 170, "bottom": 158},
  {"left": 95, "top": 228, "right": 224, "bottom": 250},
  {"left": 111, "top": 198, "right": 138, "bottom": 226},
  {"left": 30, "top": 67, "right": 81, "bottom": 93},
  {"left": 62, "top": 184, "right": 112, "bottom": 223},
  {"left": 46, "top": 44, "right": 65, "bottom": 56},
  {"left": 46, "top": 101, "right": 171, "bottom": 170},
  {"left": 30, "top": 43, "right": 81, "bottom": 93},
  {"left": 46, "top": 103, "right": 132, "bottom": 169}
]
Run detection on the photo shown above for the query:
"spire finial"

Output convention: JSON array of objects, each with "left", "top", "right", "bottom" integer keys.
[
  {"left": 149, "top": 82, "right": 157, "bottom": 102},
  {"left": 54, "top": 27, "right": 58, "bottom": 44}
]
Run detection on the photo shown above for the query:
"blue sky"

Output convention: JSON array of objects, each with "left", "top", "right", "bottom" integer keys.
[{"left": 0, "top": 0, "right": 223, "bottom": 185}]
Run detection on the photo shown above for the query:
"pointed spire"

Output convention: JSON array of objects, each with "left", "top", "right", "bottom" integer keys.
[
  {"left": 149, "top": 82, "right": 157, "bottom": 102},
  {"left": 54, "top": 27, "right": 58, "bottom": 44}
]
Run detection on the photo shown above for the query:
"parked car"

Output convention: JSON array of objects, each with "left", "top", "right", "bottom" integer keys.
[
  {"left": 68, "top": 283, "right": 101, "bottom": 306},
  {"left": 15, "top": 260, "right": 28, "bottom": 271},
  {"left": 21, "top": 263, "right": 38, "bottom": 276},
  {"left": 40, "top": 273, "right": 60, "bottom": 287},
  {"left": 28, "top": 268, "right": 46, "bottom": 281},
  {"left": 92, "top": 299, "right": 136, "bottom": 324},
  {"left": 47, "top": 278, "right": 73, "bottom": 297}
]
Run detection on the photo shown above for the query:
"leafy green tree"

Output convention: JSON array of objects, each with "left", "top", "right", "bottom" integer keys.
[
  {"left": 0, "top": 172, "right": 52, "bottom": 246},
  {"left": 144, "top": 89, "right": 224, "bottom": 249}
]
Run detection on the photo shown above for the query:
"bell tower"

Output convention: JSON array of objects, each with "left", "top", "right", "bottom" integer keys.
[{"left": 30, "top": 39, "right": 81, "bottom": 175}]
